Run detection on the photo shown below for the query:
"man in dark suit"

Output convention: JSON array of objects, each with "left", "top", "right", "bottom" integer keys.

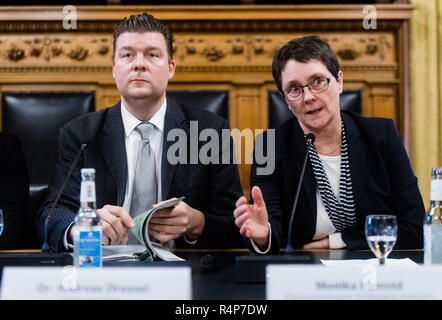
[
  {"left": 36, "top": 13, "right": 243, "bottom": 251},
  {"left": 234, "top": 36, "right": 425, "bottom": 253},
  {"left": 0, "top": 132, "right": 29, "bottom": 249}
]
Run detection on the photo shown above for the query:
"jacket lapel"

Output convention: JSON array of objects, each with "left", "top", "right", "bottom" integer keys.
[
  {"left": 287, "top": 112, "right": 364, "bottom": 232},
  {"left": 161, "top": 97, "right": 187, "bottom": 200},
  {"left": 287, "top": 120, "right": 317, "bottom": 224},
  {"left": 98, "top": 103, "right": 128, "bottom": 206}
]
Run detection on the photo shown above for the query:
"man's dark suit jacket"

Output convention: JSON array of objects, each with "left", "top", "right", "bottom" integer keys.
[
  {"left": 0, "top": 132, "right": 29, "bottom": 249},
  {"left": 36, "top": 98, "right": 244, "bottom": 251},
  {"left": 250, "top": 110, "right": 425, "bottom": 253}
]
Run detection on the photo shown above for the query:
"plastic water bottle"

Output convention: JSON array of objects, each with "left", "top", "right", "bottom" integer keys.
[
  {"left": 73, "top": 168, "right": 102, "bottom": 268},
  {"left": 424, "top": 167, "right": 442, "bottom": 265}
]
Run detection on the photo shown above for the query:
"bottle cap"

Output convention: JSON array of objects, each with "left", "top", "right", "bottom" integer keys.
[
  {"left": 81, "top": 168, "right": 95, "bottom": 174},
  {"left": 80, "top": 168, "right": 96, "bottom": 180}
]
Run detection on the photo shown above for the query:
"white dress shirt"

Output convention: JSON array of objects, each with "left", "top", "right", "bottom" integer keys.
[
  {"left": 120, "top": 99, "right": 165, "bottom": 213},
  {"left": 120, "top": 99, "right": 196, "bottom": 245}
]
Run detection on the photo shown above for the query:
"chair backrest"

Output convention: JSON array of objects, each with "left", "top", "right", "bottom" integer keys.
[
  {"left": 27, "top": 184, "right": 49, "bottom": 247},
  {"left": 2, "top": 91, "right": 95, "bottom": 184},
  {"left": 268, "top": 89, "right": 362, "bottom": 129},
  {"left": 1, "top": 91, "right": 95, "bottom": 248},
  {"left": 167, "top": 90, "right": 229, "bottom": 120}
]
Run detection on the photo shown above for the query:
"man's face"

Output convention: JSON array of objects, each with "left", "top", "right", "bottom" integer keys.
[
  {"left": 112, "top": 32, "right": 176, "bottom": 102},
  {"left": 281, "top": 59, "right": 343, "bottom": 133}
]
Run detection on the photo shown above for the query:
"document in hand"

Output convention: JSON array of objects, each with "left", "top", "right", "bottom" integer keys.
[
  {"left": 131, "top": 197, "right": 185, "bottom": 262},
  {"left": 102, "top": 245, "right": 152, "bottom": 262}
]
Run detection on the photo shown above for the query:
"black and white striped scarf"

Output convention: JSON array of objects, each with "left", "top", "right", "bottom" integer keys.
[{"left": 306, "top": 120, "right": 356, "bottom": 232}]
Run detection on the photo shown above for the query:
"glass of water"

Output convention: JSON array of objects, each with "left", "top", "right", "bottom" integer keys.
[
  {"left": 365, "top": 215, "right": 398, "bottom": 266},
  {"left": 0, "top": 209, "right": 3, "bottom": 236}
]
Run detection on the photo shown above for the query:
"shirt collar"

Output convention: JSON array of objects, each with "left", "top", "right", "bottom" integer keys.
[{"left": 121, "top": 98, "right": 167, "bottom": 137}]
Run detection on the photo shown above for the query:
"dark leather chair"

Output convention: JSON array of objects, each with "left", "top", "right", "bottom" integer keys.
[
  {"left": 268, "top": 90, "right": 362, "bottom": 129},
  {"left": 2, "top": 91, "right": 95, "bottom": 248},
  {"left": 167, "top": 90, "right": 229, "bottom": 120},
  {"left": 2, "top": 92, "right": 95, "bottom": 184}
]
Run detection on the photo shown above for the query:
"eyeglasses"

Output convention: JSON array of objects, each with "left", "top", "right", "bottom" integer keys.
[{"left": 283, "top": 76, "right": 333, "bottom": 102}]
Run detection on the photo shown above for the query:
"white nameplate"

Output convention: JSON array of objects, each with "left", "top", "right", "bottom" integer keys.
[
  {"left": 1, "top": 266, "right": 192, "bottom": 300},
  {"left": 266, "top": 264, "right": 442, "bottom": 300}
]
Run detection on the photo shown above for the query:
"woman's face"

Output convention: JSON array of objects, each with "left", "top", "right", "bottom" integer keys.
[{"left": 281, "top": 59, "right": 343, "bottom": 133}]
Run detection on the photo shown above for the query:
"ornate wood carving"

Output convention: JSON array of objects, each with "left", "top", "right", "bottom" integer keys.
[
  {"left": 0, "top": 35, "right": 111, "bottom": 63},
  {"left": 0, "top": 33, "right": 395, "bottom": 73}
]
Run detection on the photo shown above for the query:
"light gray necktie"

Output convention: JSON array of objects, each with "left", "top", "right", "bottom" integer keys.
[{"left": 128, "top": 122, "right": 157, "bottom": 244}]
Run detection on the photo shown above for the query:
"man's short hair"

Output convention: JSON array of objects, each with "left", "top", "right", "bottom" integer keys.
[
  {"left": 272, "top": 35, "right": 340, "bottom": 95},
  {"left": 112, "top": 13, "right": 174, "bottom": 62}
]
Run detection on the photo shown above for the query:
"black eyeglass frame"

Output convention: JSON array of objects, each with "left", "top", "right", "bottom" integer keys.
[{"left": 282, "top": 76, "right": 333, "bottom": 102}]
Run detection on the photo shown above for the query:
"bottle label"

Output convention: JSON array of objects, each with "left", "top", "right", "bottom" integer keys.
[
  {"left": 431, "top": 180, "right": 442, "bottom": 201},
  {"left": 77, "top": 229, "right": 101, "bottom": 268},
  {"left": 80, "top": 181, "right": 96, "bottom": 203},
  {"left": 424, "top": 224, "right": 432, "bottom": 265}
]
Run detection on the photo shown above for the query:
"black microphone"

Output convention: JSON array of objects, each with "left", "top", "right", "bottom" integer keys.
[
  {"left": 41, "top": 142, "right": 87, "bottom": 253},
  {"left": 285, "top": 133, "right": 315, "bottom": 255}
]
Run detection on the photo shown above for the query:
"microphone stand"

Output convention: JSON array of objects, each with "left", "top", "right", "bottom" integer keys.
[
  {"left": 41, "top": 143, "right": 87, "bottom": 253},
  {"left": 285, "top": 134, "right": 315, "bottom": 255}
]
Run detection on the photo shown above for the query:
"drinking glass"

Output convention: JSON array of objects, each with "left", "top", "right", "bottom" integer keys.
[
  {"left": 0, "top": 209, "right": 3, "bottom": 236},
  {"left": 365, "top": 215, "right": 398, "bottom": 266}
]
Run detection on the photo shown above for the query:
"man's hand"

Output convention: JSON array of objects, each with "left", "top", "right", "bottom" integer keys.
[
  {"left": 302, "top": 236, "right": 330, "bottom": 249},
  {"left": 148, "top": 198, "right": 205, "bottom": 242},
  {"left": 70, "top": 205, "right": 134, "bottom": 245},
  {"left": 233, "top": 186, "right": 270, "bottom": 249}
]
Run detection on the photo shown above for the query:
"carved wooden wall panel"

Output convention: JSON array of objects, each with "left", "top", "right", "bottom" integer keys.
[{"left": 0, "top": 5, "right": 412, "bottom": 197}]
